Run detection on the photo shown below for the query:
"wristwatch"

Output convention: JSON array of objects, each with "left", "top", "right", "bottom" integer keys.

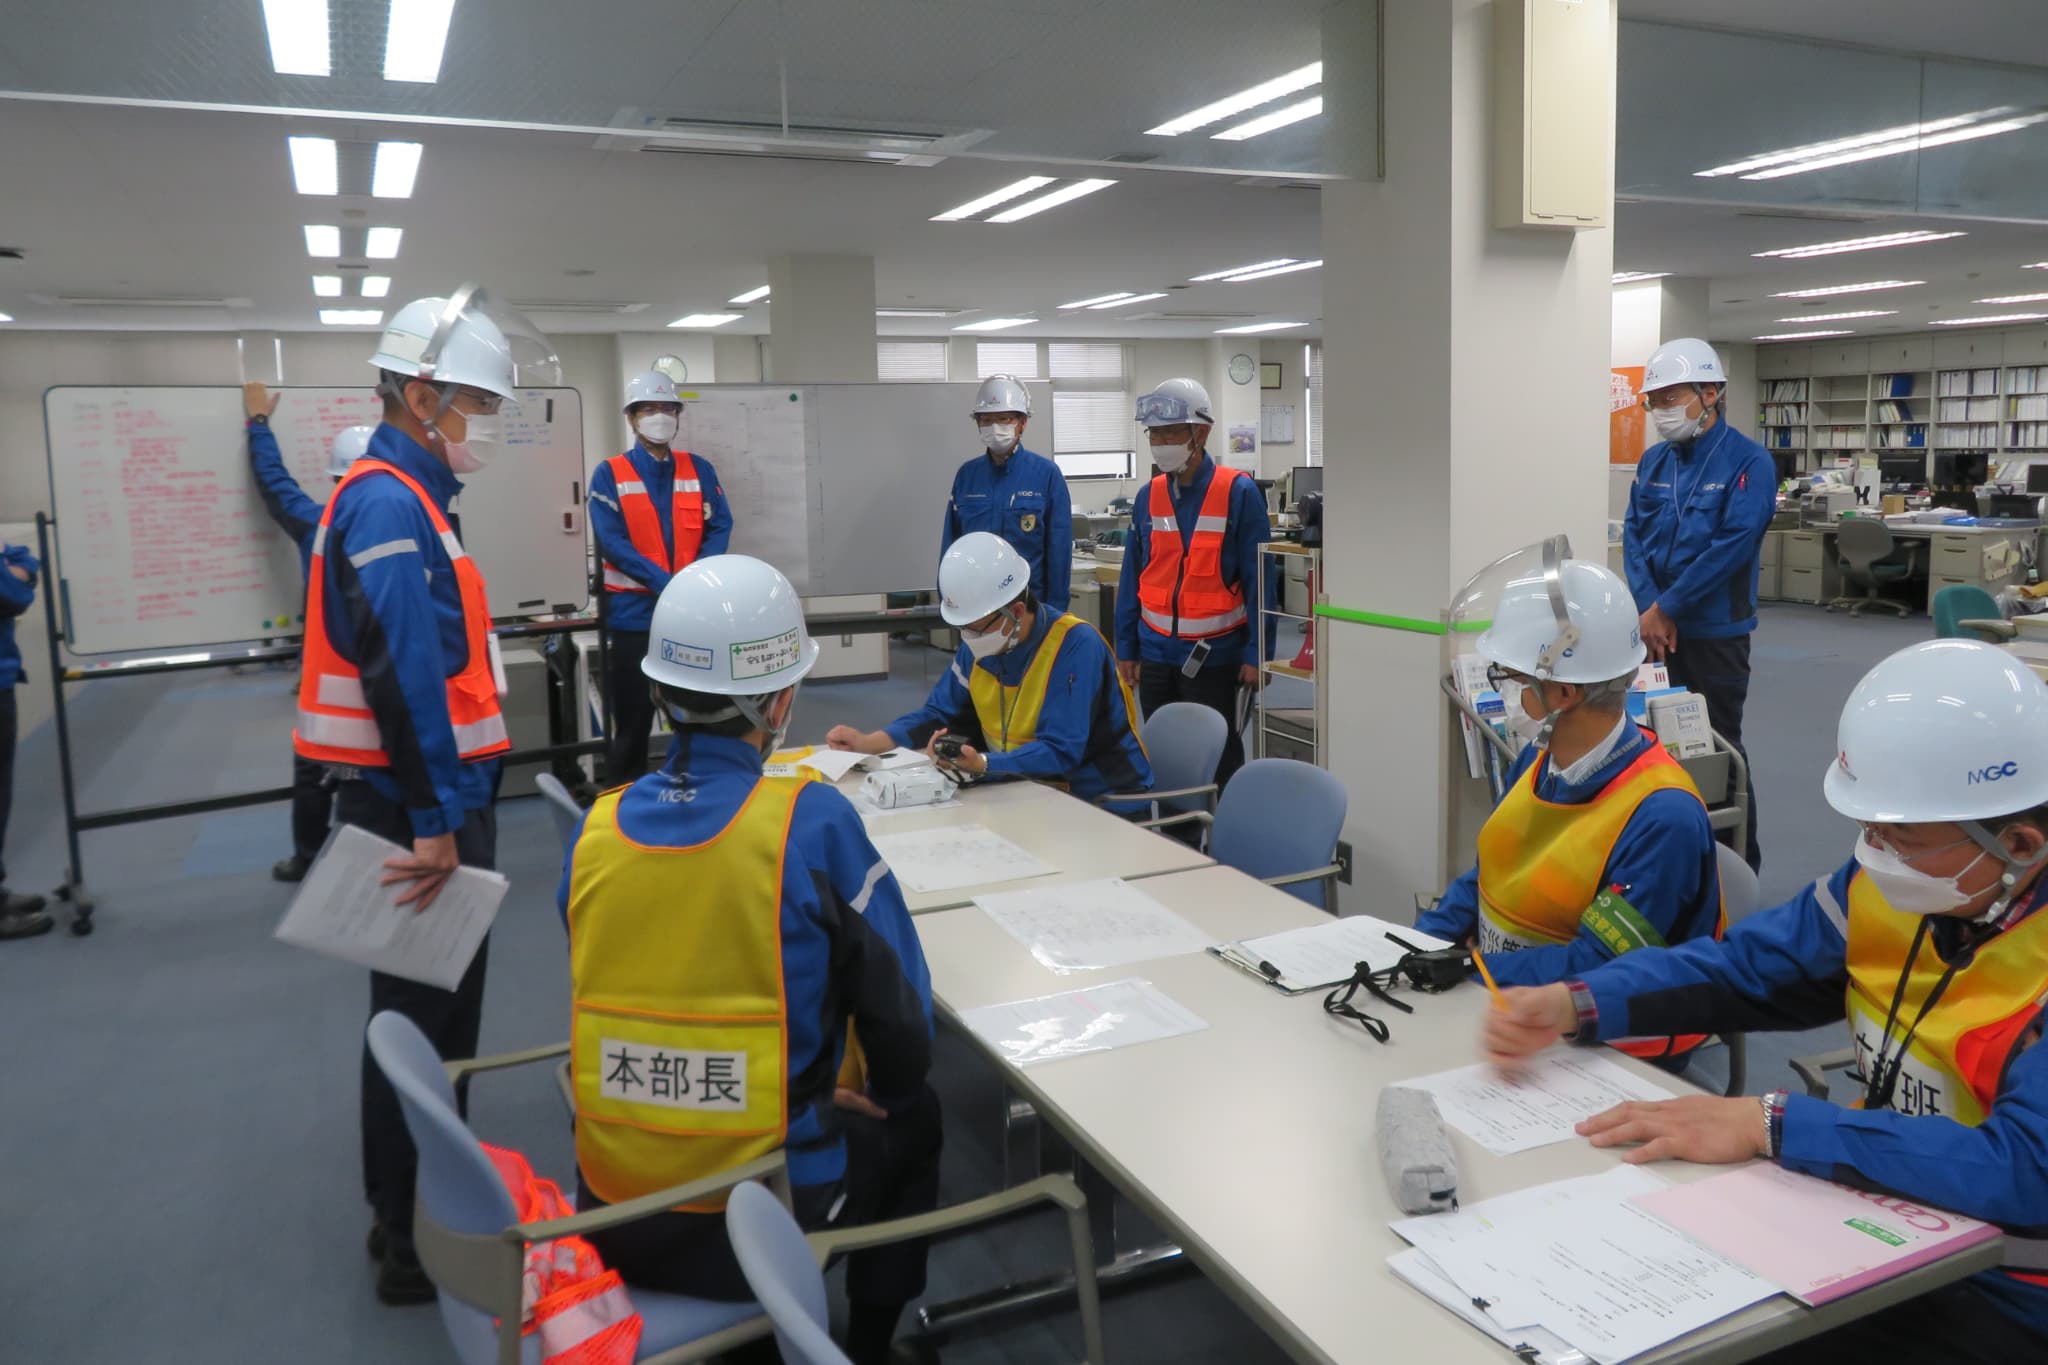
[
  {"left": 249, "top": 414, "right": 270, "bottom": 426},
  {"left": 1760, "top": 1090, "right": 1788, "bottom": 1159}
]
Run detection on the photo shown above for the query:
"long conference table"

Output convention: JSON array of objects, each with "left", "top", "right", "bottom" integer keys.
[{"left": 837, "top": 769, "right": 2001, "bottom": 1363}]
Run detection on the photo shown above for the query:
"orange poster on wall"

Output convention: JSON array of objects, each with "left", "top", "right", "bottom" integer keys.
[{"left": 1610, "top": 366, "right": 1646, "bottom": 464}]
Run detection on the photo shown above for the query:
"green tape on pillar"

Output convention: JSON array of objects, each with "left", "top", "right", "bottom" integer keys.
[{"left": 1313, "top": 604, "right": 1492, "bottom": 636}]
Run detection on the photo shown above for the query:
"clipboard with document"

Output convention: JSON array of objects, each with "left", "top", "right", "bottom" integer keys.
[{"left": 1208, "top": 915, "right": 1454, "bottom": 994}]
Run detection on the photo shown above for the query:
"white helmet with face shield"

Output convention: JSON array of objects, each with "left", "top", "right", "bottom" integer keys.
[{"left": 369, "top": 284, "right": 559, "bottom": 473}]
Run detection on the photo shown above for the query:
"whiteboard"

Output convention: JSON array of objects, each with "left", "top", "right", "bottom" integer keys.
[
  {"left": 673, "top": 380, "right": 1054, "bottom": 595},
  {"left": 43, "top": 385, "right": 589, "bottom": 655}
]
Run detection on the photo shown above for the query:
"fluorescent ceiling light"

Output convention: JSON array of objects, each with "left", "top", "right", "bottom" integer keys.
[
  {"left": 987, "top": 179, "right": 1116, "bottom": 223},
  {"left": 1697, "top": 107, "right": 2048, "bottom": 181},
  {"left": 728, "top": 284, "right": 771, "bottom": 304},
  {"left": 2026, "top": 262, "right": 2048, "bottom": 271},
  {"left": 312, "top": 275, "right": 343, "bottom": 297},
  {"left": 1976, "top": 292, "right": 2048, "bottom": 305},
  {"left": 1146, "top": 62, "right": 1322, "bottom": 137},
  {"left": 1753, "top": 231, "right": 1966, "bottom": 260},
  {"left": 1774, "top": 310, "right": 1896, "bottom": 322},
  {"left": 303, "top": 224, "right": 341, "bottom": 256},
  {"left": 371, "top": 141, "right": 423, "bottom": 198},
  {"left": 1216, "top": 321, "right": 1308, "bottom": 334},
  {"left": 384, "top": 0, "right": 456, "bottom": 83},
  {"left": 261, "top": 0, "right": 330, "bottom": 76},
  {"left": 1061, "top": 292, "right": 1137, "bottom": 309},
  {"left": 365, "top": 227, "right": 404, "bottom": 259},
  {"left": 1088, "top": 292, "right": 1168, "bottom": 309},
  {"left": 319, "top": 309, "right": 384, "bottom": 326},
  {"left": 0, "top": 313, "right": 13, "bottom": 323},
  {"left": 669, "top": 313, "right": 742, "bottom": 328},
  {"left": 1752, "top": 329, "right": 1855, "bottom": 341},
  {"left": 361, "top": 275, "right": 391, "bottom": 298},
  {"left": 1190, "top": 259, "right": 1298, "bottom": 283},
  {"left": 953, "top": 317, "right": 1036, "bottom": 332},
  {"left": 287, "top": 136, "right": 338, "bottom": 195},
  {"left": 1611, "top": 271, "right": 1670, "bottom": 284},
  {"left": 1224, "top": 258, "right": 1322, "bottom": 282},
  {"left": 931, "top": 176, "right": 1056, "bottom": 222},
  {"left": 877, "top": 308, "right": 953, "bottom": 317},
  {"left": 1770, "top": 279, "right": 1925, "bottom": 298},
  {"left": 1213, "top": 95, "right": 1324, "bottom": 141},
  {"left": 1932, "top": 313, "right": 2048, "bottom": 327}
]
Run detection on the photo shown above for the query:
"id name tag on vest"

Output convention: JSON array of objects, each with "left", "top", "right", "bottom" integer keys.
[
  {"left": 598, "top": 1039, "right": 748, "bottom": 1112},
  {"left": 1850, "top": 1004, "right": 1954, "bottom": 1118}
]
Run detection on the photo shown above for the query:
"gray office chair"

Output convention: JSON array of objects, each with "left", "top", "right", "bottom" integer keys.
[
  {"left": 1828, "top": 518, "right": 1917, "bottom": 617},
  {"left": 1709, "top": 844, "right": 1763, "bottom": 1097}
]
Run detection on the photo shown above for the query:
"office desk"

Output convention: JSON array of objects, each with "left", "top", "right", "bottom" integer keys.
[
  {"left": 1771, "top": 522, "right": 2034, "bottom": 612},
  {"left": 838, "top": 774, "right": 1211, "bottom": 914},
  {"left": 919, "top": 865, "right": 2002, "bottom": 1365}
]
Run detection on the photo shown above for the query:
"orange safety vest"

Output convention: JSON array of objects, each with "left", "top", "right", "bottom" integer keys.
[
  {"left": 1476, "top": 734, "right": 1725, "bottom": 1059},
  {"left": 484, "top": 1143, "right": 643, "bottom": 1365},
  {"left": 1138, "top": 463, "right": 1249, "bottom": 640},
  {"left": 293, "top": 459, "right": 510, "bottom": 767},
  {"left": 601, "top": 452, "right": 705, "bottom": 594}
]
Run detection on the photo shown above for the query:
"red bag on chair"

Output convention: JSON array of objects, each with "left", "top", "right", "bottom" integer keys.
[{"left": 484, "top": 1143, "right": 643, "bottom": 1365}]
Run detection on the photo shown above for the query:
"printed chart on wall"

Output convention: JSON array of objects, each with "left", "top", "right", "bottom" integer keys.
[
  {"left": 677, "top": 388, "right": 810, "bottom": 587},
  {"left": 1610, "top": 366, "right": 1646, "bottom": 463}
]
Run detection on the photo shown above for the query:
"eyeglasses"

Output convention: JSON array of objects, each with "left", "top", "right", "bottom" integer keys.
[
  {"left": 1859, "top": 824, "right": 1974, "bottom": 865},
  {"left": 451, "top": 385, "right": 504, "bottom": 416},
  {"left": 1322, "top": 961, "right": 1414, "bottom": 1043},
  {"left": 1485, "top": 663, "right": 1528, "bottom": 692},
  {"left": 1641, "top": 387, "right": 1697, "bottom": 412}
]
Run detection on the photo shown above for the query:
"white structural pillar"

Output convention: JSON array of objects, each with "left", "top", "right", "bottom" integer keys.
[
  {"left": 1318, "top": 0, "right": 1615, "bottom": 906},
  {"left": 766, "top": 253, "right": 878, "bottom": 382}
]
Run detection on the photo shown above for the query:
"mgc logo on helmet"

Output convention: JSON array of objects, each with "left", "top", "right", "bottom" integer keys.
[
  {"left": 998, "top": 571, "right": 1017, "bottom": 594},
  {"left": 1968, "top": 759, "right": 2021, "bottom": 785}
]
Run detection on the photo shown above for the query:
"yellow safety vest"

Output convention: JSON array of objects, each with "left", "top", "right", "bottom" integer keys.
[
  {"left": 567, "top": 777, "right": 799, "bottom": 1211},
  {"left": 968, "top": 613, "right": 1087, "bottom": 753},
  {"left": 1476, "top": 736, "right": 1712, "bottom": 953}
]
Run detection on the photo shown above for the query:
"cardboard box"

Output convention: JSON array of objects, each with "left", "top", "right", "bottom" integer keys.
[{"left": 1647, "top": 690, "right": 1714, "bottom": 759}]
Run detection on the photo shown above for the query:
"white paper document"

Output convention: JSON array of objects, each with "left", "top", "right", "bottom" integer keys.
[
  {"left": 868, "top": 824, "right": 1056, "bottom": 894},
  {"left": 274, "top": 823, "right": 508, "bottom": 990},
  {"left": 974, "top": 879, "right": 1215, "bottom": 972},
  {"left": 959, "top": 977, "right": 1208, "bottom": 1067},
  {"left": 1392, "top": 1166, "right": 1670, "bottom": 1253},
  {"left": 794, "top": 749, "right": 866, "bottom": 782},
  {"left": 1387, "top": 1250, "right": 1586, "bottom": 1365},
  {"left": 1393, "top": 1053, "right": 1677, "bottom": 1156},
  {"left": 1231, "top": 915, "right": 1452, "bottom": 990}
]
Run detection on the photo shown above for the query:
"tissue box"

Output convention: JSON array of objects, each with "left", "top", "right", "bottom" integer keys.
[
  {"left": 1627, "top": 684, "right": 1686, "bottom": 724},
  {"left": 1647, "top": 691, "right": 1713, "bottom": 759}
]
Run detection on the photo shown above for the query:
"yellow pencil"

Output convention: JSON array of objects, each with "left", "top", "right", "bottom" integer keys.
[{"left": 1471, "top": 948, "right": 1507, "bottom": 1011}]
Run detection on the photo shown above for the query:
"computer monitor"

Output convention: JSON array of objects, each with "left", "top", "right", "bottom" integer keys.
[
  {"left": 1933, "top": 452, "right": 1990, "bottom": 487},
  {"left": 1291, "top": 465, "right": 1323, "bottom": 504},
  {"left": 2029, "top": 464, "right": 2048, "bottom": 495},
  {"left": 1878, "top": 455, "right": 1925, "bottom": 487}
]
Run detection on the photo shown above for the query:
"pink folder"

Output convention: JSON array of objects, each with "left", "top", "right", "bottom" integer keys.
[{"left": 1634, "top": 1164, "right": 2002, "bottom": 1306}]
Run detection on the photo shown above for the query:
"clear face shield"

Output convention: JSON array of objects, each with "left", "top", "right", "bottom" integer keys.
[
  {"left": 394, "top": 284, "right": 561, "bottom": 472},
  {"left": 1447, "top": 535, "right": 1579, "bottom": 751}
]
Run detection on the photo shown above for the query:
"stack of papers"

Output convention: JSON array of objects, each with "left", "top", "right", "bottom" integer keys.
[
  {"left": 763, "top": 747, "right": 866, "bottom": 783},
  {"left": 1214, "top": 915, "right": 1451, "bottom": 992},
  {"left": 1393, "top": 1053, "right": 1677, "bottom": 1155},
  {"left": 974, "top": 878, "right": 1214, "bottom": 973},
  {"left": 868, "top": 824, "right": 1056, "bottom": 894},
  {"left": 958, "top": 978, "right": 1208, "bottom": 1067}
]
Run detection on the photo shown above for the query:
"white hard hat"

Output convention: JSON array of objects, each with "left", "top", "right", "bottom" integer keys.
[
  {"left": 327, "top": 425, "right": 375, "bottom": 478},
  {"left": 1477, "top": 557, "right": 1646, "bottom": 684},
  {"left": 938, "top": 532, "right": 1030, "bottom": 626},
  {"left": 1643, "top": 337, "right": 1727, "bottom": 394},
  {"left": 973, "top": 374, "right": 1032, "bottom": 417},
  {"left": 369, "top": 285, "right": 558, "bottom": 400},
  {"left": 1136, "top": 377, "right": 1214, "bottom": 428},
  {"left": 623, "top": 370, "right": 682, "bottom": 413},
  {"left": 1824, "top": 639, "right": 2048, "bottom": 824},
  {"left": 641, "top": 554, "right": 820, "bottom": 696}
]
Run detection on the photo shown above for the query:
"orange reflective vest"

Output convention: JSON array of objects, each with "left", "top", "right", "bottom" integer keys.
[
  {"left": 293, "top": 459, "right": 510, "bottom": 767},
  {"left": 484, "top": 1143, "right": 643, "bottom": 1365},
  {"left": 1138, "top": 464, "right": 1249, "bottom": 640},
  {"left": 600, "top": 452, "right": 705, "bottom": 594}
]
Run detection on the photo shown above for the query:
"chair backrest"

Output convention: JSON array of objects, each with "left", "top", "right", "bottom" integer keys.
[
  {"left": 1933, "top": 583, "right": 2004, "bottom": 639},
  {"left": 1835, "top": 517, "right": 1895, "bottom": 570},
  {"left": 1210, "top": 758, "right": 1348, "bottom": 908},
  {"left": 725, "top": 1182, "right": 849, "bottom": 1365},
  {"left": 534, "top": 772, "right": 584, "bottom": 855},
  {"left": 1140, "top": 702, "right": 1228, "bottom": 811},
  {"left": 1715, "top": 843, "right": 1762, "bottom": 927}
]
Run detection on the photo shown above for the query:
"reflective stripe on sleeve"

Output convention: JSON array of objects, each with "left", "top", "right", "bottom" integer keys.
[
  {"left": 849, "top": 859, "right": 890, "bottom": 916},
  {"left": 1812, "top": 878, "right": 1848, "bottom": 938},
  {"left": 347, "top": 537, "right": 419, "bottom": 570}
]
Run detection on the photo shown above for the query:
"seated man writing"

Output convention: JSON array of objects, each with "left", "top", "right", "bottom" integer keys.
[
  {"left": 827, "top": 532, "right": 1153, "bottom": 803},
  {"left": 558, "top": 555, "right": 938, "bottom": 1365},
  {"left": 1418, "top": 552, "right": 1722, "bottom": 1015}
]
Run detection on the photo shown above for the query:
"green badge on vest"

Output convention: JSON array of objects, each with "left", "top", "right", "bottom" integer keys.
[{"left": 1579, "top": 885, "right": 1668, "bottom": 957}]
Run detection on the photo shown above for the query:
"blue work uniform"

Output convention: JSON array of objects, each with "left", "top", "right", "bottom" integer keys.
[
  {"left": 1623, "top": 419, "right": 1778, "bottom": 639},
  {"left": 0, "top": 545, "right": 38, "bottom": 689},
  {"left": 1114, "top": 453, "right": 1271, "bottom": 673},
  {"left": 1567, "top": 860, "right": 2048, "bottom": 1341},
  {"left": 1415, "top": 721, "right": 1720, "bottom": 986},
  {"left": 884, "top": 612, "right": 1153, "bottom": 803},
  {"left": 943, "top": 447, "right": 1073, "bottom": 614},
  {"left": 315, "top": 424, "right": 499, "bottom": 837},
  {"left": 247, "top": 417, "right": 322, "bottom": 579},
  {"left": 587, "top": 444, "right": 734, "bottom": 632}
]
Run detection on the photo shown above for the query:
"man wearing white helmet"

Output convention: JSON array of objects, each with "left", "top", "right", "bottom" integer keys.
[
  {"left": 941, "top": 373, "right": 1073, "bottom": 613},
  {"left": 589, "top": 370, "right": 733, "bottom": 782},
  {"left": 558, "top": 555, "right": 938, "bottom": 1365},
  {"left": 825, "top": 532, "right": 1152, "bottom": 802},
  {"left": 294, "top": 287, "right": 553, "bottom": 1304},
  {"left": 1417, "top": 551, "right": 1721, "bottom": 1041},
  {"left": 1115, "top": 376, "right": 1272, "bottom": 789},
  {"left": 1484, "top": 638, "right": 2048, "bottom": 1358},
  {"left": 242, "top": 381, "right": 373, "bottom": 882},
  {"left": 1623, "top": 337, "right": 1776, "bottom": 872}
]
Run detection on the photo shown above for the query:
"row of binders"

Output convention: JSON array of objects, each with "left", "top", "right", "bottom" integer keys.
[{"left": 1938, "top": 367, "right": 2000, "bottom": 397}]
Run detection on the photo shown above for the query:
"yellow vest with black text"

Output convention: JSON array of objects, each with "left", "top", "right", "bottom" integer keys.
[
  {"left": 1845, "top": 872, "right": 2048, "bottom": 1281},
  {"left": 969, "top": 613, "right": 1085, "bottom": 753},
  {"left": 567, "top": 777, "right": 798, "bottom": 1211}
]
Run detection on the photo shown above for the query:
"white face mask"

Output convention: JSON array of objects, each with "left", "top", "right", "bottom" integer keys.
[
  {"left": 1496, "top": 679, "right": 1544, "bottom": 746},
  {"left": 1852, "top": 833, "right": 1989, "bottom": 916},
  {"left": 439, "top": 413, "right": 503, "bottom": 474},
  {"left": 1152, "top": 441, "right": 1193, "bottom": 474},
  {"left": 964, "top": 614, "right": 1017, "bottom": 660},
  {"left": 1651, "top": 397, "right": 1705, "bottom": 444},
  {"left": 980, "top": 422, "right": 1019, "bottom": 455},
  {"left": 635, "top": 412, "right": 679, "bottom": 445}
]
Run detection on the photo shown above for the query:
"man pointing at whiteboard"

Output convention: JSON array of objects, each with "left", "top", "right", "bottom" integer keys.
[{"left": 292, "top": 287, "right": 556, "bottom": 1306}]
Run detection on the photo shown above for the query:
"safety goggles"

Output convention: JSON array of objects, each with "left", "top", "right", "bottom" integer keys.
[{"left": 1136, "top": 392, "right": 1205, "bottom": 427}]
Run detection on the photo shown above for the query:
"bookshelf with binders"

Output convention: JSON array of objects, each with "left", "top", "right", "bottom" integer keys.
[
  {"left": 1757, "top": 377, "right": 1808, "bottom": 453},
  {"left": 2008, "top": 365, "right": 2048, "bottom": 452}
]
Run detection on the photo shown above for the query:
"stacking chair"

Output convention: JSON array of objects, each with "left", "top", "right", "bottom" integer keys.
[
  {"left": 1932, "top": 583, "right": 2017, "bottom": 642},
  {"left": 1708, "top": 843, "right": 1764, "bottom": 1098},
  {"left": 1193, "top": 757, "right": 1348, "bottom": 911},
  {"left": 1097, "top": 701, "right": 1226, "bottom": 836},
  {"left": 1827, "top": 518, "right": 1917, "bottom": 617}
]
